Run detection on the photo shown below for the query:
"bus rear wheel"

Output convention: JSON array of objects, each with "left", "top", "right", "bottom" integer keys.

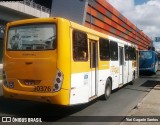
[{"left": 103, "top": 78, "right": 112, "bottom": 100}]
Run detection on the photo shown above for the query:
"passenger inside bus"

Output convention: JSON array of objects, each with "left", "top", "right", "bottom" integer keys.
[
  {"left": 10, "top": 35, "right": 19, "bottom": 49},
  {"left": 79, "top": 51, "right": 87, "bottom": 60},
  {"left": 9, "top": 33, "right": 22, "bottom": 50}
]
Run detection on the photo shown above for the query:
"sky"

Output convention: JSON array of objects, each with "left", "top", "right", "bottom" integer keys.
[
  {"left": 107, "top": 0, "right": 159, "bottom": 40},
  {"left": 135, "top": 0, "right": 149, "bottom": 5}
]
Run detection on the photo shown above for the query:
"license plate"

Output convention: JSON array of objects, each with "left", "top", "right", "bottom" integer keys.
[{"left": 24, "top": 80, "right": 35, "bottom": 85}]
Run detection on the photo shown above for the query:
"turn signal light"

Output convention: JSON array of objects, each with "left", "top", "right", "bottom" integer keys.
[
  {"left": 2, "top": 70, "right": 14, "bottom": 89},
  {"left": 53, "top": 69, "right": 64, "bottom": 92}
]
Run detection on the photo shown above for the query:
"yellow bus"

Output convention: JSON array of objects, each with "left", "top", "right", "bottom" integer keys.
[{"left": 3, "top": 17, "right": 139, "bottom": 105}]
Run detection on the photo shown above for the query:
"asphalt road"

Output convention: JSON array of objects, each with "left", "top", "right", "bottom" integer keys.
[{"left": 0, "top": 70, "right": 160, "bottom": 125}]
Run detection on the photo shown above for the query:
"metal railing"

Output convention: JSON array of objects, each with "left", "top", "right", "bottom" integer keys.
[
  {"left": 1, "top": 0, "right": 50, "bottom": 14},
  {"left": 22, "top": 0, "right": 50, "bottom": 13}
]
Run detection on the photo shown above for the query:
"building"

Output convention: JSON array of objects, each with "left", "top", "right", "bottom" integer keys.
[{"left": 51, "top": 0, "right": 152, "bottom": 50}]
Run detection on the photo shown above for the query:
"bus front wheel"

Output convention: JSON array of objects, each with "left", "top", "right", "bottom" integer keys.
[{"left": 103, "top": 78, "right": 112, "bottom": 100}]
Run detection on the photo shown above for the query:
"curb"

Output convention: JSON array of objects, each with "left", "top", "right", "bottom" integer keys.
[{"left": 120, "top": 84, "right": 160, "bottom": 125}]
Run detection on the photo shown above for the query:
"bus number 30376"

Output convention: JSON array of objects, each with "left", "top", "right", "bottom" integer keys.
[{"left": 34, "top": 86, "right": 51, "bottom": 92}]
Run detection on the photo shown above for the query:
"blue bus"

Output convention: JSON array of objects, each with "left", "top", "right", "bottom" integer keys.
[{"left": 139, "top": 50, "right": 158, "bottom": 74}]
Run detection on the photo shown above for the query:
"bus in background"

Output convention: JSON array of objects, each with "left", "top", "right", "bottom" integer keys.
[
  {"left": 139, "top": 50, "right": 158, "bottom": 74},
  {"left": 3, "top": 17, "right": 138, "bottom": 106}
]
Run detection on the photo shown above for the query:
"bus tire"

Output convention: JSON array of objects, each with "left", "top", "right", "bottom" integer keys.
[{"left": 102, "top": 78, "right": 112, "bottom": 100}]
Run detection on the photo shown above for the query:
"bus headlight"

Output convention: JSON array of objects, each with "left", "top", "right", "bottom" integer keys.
[{"left": 53, "top": 69, "right": 64, "bottom": 92}]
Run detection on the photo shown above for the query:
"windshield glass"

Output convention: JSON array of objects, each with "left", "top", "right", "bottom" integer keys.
[
  {"left": 7, "top": 24, "right": 56, "bottom": 50},
  {"left": 140, "top": 51, "right": 152, "bottom": 59}
]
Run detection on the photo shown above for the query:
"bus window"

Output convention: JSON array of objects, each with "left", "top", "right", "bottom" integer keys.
[
  {"left": 7, "top": 24, "right": 56, "bottom": 50},
  {"left": 99, "top": 38, "right": 110, "bottom": 60},
  {"left": 73, "top": 30, "right": 88, "bottom": 61},
  {"left": 110, "top": 41, "right": 118, "bottom": 61},
  {"left": 132, "top": 48, "right": 136, "bottom": 60},
  {"left": 129, "top": 47, "right": 136, "bottom": 60},
  {"left": 125, "top": 45, "right": 129, "bottom": 60},
  {"left": 140, "top": 51, "right": 152, "bottom": 59}
]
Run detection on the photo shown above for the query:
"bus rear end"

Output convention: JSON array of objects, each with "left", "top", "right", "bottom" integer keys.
[{"left": 2, "top": 18, "right": 71, "bottom": 105}]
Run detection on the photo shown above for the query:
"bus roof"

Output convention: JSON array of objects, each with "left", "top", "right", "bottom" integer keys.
[{"left": 139, "top": 50, "right": 157, "bottom": 54}]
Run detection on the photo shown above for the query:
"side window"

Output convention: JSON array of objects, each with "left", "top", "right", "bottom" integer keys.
[
  {"left": 99, "top": 38, "right": 110, "bottom": 60},
  {"left": 125, "top": 45, "right": 129, "bottom": 60},
  {"left": 73, "top": 30, "right": 88, "bottom": 61},
  {"left": 129, "top": 47, "right": 136, "bottom": 60},
  {"left": 110, "top": 41, "right": 118, "bottom": 61},
  {"left": 133, "top": 48, "right": 136, "bottom": 60},
  {"left": 128, "top": 47, "right": 132, "bottom": 60}
]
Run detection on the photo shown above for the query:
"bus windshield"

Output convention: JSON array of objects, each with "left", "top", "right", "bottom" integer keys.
[
  {"left": 7, "top": 24, "right": 56, "bottom": 51},
  {"left": 140, "top": 51, "right": 152, "bottom": 60}
]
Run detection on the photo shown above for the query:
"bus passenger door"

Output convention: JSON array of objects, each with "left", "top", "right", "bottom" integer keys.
[
  {"left": 119, "top": 47, "right": 124, "bottom": 84},
  {"left": 124, "top": 46, "right": 129, "bottom": 84},
  {"left": 89, "top": 40, "right": 98, "bottom": 98},
  {"left": 136, "top": 50, "right": 139, "bottom": 78}
]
